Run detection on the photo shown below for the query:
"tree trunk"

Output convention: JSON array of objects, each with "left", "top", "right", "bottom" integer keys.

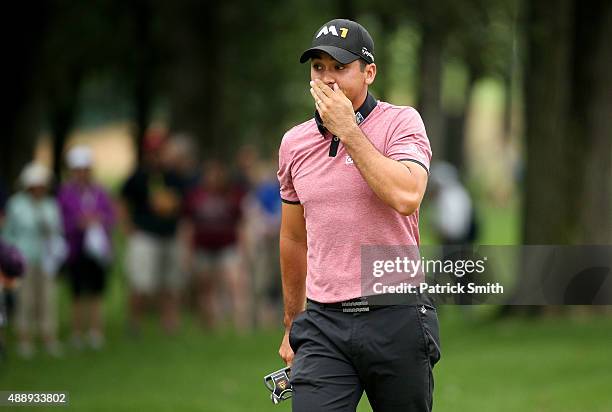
[
  {"left": 522, "top": 0, "right": 574, "bottom": 244},
  {"left": 417, "top": 24, "right": 444, "bottom": 159},
  {"left": 501, "top": 0, "right": 611, "bottom": 317},
  {"left": 132, "top": 0, "right": 155, "bottom": 165},
  {"left": 338, "top": 0, "right": 355, "bottom": 21},
  {"left": 523, "top": 0, "right": 611, "bottom": 244},
  {"left": 0, "top": 3, "right": 49, "bottom": 187},
  {"left": 373, "top": 14, "right": 396, "bottom": 101},
  {"left": 50, "top": 105, "right": 74, "bottom": 187},
  {"left": 571, "top": 0, "right": 612, "bottom": 244},
  {"left": 46, "top": 63, "right": 82, "bottom": 186},
  {"left": 445, "top": 67, "right": 478, "bottom": 174},
  {"left": 163, "top": 1, "right": 225, "bottom": 157}
]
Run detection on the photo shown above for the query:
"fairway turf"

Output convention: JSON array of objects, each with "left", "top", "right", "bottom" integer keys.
[
  {"left": 1, "top": 303, "right": 611, "bottom": 412},
  {"left": 2, "top": 204, "right": 611, "bottom": 411}
]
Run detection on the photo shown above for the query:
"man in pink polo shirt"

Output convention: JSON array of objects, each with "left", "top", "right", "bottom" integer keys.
[{"left": 277, "top": 19, "right": 441, "bottom": 411}]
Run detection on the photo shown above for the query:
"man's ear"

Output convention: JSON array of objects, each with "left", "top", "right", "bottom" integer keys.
[{"left": 365, "top": 63, "right": 377, "bottom": 86}]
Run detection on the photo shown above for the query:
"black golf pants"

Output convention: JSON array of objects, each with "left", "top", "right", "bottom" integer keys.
[{"left": 289, "top": 300, "right": 441, "bottom": 412}]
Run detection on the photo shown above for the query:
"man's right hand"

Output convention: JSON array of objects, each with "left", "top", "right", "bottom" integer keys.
[{"left": 278, "top": 329, "right": 295, "bottom": 366}]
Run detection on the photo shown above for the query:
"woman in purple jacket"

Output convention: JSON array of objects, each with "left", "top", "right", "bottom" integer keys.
[{"left": 58, "top": 146, "right": 115, "bottom": 350}]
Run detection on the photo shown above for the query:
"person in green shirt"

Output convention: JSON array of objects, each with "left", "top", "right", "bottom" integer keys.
[{"left": 2, "top": 163, "right": 66, "bottom": 358}]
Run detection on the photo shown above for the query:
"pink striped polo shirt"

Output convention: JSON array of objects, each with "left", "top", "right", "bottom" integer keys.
[{"left": 278, "top": 100, "right": 432, "bottom": 303}]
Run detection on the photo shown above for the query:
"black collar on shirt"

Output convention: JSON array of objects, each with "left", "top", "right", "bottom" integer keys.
[{"left": 314, "top": 92, "right": 378, "bottom": 157}]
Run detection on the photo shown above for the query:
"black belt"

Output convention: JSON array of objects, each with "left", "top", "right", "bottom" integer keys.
[{"left": 307, "top": 293, "right": 432, "bottom": 313}]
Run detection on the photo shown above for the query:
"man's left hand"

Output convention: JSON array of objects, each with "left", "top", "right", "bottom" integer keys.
[{"left": 310, "top": 80, "right": 358, "bottom": 141}]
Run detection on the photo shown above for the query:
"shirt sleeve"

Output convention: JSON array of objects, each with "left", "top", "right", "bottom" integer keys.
[
  {"left": 385, "top": 107, "right": 432, "bottom": 174},
  {"left": 277, "top": 134, "right": 300, "bottom": 204}
]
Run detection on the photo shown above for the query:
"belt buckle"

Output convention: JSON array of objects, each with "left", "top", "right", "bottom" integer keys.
[{"left": 341, "top": 298, "right": 370, "bottom": 313}]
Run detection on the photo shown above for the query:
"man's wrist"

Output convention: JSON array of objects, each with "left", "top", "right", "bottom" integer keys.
[
  {"left": 338, "top": 123, "right": 362, "bottom": 145},
  {"left": 283, "top": 316, "right": 293, "bottom": 332},
  {"left": 283, "top": 308, "right": 304, "bottom": 331}
]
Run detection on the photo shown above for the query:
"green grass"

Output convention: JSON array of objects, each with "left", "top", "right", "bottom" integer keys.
[
  {"left": 2, "top": 299, "right": 611, "bottom": 411},
  {"left": 3, "top": 202, "right": 611, "bottom": 411},
  {"left": 477, "top": 199, "right": 520, "bottom": 245}
]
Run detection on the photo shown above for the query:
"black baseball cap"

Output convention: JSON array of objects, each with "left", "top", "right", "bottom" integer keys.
[{"left": 300, "top": 19, "right": 375, "bottom": 65}]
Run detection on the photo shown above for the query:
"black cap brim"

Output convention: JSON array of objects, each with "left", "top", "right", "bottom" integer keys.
[{"left": 299, "top": 46, "right": 361, "bottom": 64}]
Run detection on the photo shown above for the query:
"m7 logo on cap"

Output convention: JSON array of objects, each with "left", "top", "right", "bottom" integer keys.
[{"left": 316, "top": 25, "right": 349, "bottom": 39}]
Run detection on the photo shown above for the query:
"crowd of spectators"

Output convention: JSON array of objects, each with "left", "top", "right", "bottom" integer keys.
[{"left": 0, "top": 130, "right": 282, "bottom": 359}]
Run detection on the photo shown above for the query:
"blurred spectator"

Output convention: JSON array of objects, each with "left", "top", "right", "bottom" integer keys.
[
  {"left": 0, "top": 179, "right": 7, "bottom": 224},
  {"left": 58, "top": 146, "right": 115, "bottom": 350},
  {"left": 2, "top": 163, "right": 66, "bottom": 358},
  {"left": 429, "top": 161, "right": 479, "bottom": 306},
  {"left": 429, "top": 161, "right": 478, "bottom": 245},
  {"left": 233, "top": 144, "right": 259, "bottom": 194},
  {"left": 120, "top": 130, "right": 187, "bottom": 335},
  {"left": 242, "top": 156, "right": 282, "bottom": 327},
  {"left": 181, "top": 159, "right": 249, "bottom": 330},
  {"left": 0, "top": 240, "right": 25, "bottom": 281},
  {"left": 0, "top": 239, "right": 25, "bottom": 361},
  {"left": 162, "top": 133, "right": 200, "bottom": 188},
  {"left": 0, "top": 182, "right": 19, "bottom": 338},
  {"left": 0, "top": 178, "right": 11, "bottom": 350}
]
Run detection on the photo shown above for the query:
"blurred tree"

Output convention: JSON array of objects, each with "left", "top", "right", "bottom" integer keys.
[
  {"left": 365, "top": 2, "right": 400, "bottom": 101},
  {"left": 159, "top": 0, "right": 224, "bottom": 155},
  {"left": 413, "top": 0, "right": 448, "bottom": 158},
  {"left": 522, "top": 0, "right": 612, "bottom": 244},
  {"left": 159, "top": 0, "right": 339, "bottom": 158},
  {"left": 0, "top": 3, "right": 50, "bottom": 186},
  {"left": 338, "top": 0, "right": 356, "bottom": 20},
  {"left": 39, "top": 0, "right": 149, "bottom": 179},
  {"left": 570, "top": 0, "right": 612, "bottom": 244},
  {"left": 443, "top": 0, "right": 517, "bottom": 172},
  {"left": 129, "top": 0, "right": 157, "bottom": 162},
  {"left": 42, "top": 2, "right": 95, "bottom": 180},
  {"left": 500, "top": 0, "right": 611, "bottom": 317}
]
